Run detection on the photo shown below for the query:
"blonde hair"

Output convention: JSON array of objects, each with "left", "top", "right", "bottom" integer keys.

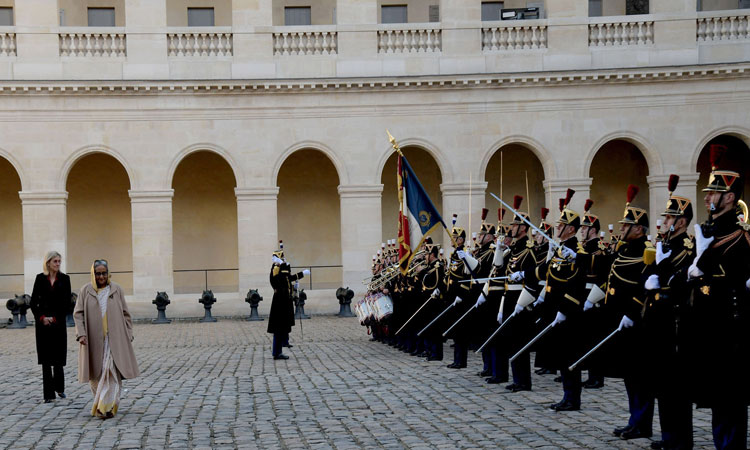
[{"left": 43, "top": 251, "right": 62, "bottom": 276}]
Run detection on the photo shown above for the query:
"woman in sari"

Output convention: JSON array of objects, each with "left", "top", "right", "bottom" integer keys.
[{"left": 73, "top": 259, "right": 139, "bottom": 419}]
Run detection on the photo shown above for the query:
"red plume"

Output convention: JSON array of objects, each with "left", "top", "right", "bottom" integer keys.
[
  {"left": 626, "top": 184, "right": 639, "bottom": 204},
  {"left": 513, "top": 195, "right": 523, "bottom": 210},
  {"left": 481, "top": 208, "right": 488, "bottom": 221},
  {"left": 709, "top": 144, "right": 727, "bottom": 169},
  {"left": 564, "top": 188, "right": 575, "bottom": 206},
  {"left": 497, "top": 208, "right": 503, "bottom": 222},
  {"left": 541, "top": 207, "right": 549, "bottom": 220},
  {"left": 500, "top": 208, "right": 506, "bottom": 220},
  {"left": 584, "top": 199, "right": 594, "bottom": 212},
  {"left": 558, "top": 198, "right": 566, "bottom": 212},
  {"left": 668, "top": 174, "right": 680, "bottom": 193}
]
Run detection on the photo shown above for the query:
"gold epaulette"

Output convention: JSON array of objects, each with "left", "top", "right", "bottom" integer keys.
[{"left": 272, "top": 265, "right": 280, "bottom": 276}]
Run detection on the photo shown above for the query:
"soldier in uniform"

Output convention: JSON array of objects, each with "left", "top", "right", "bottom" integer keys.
[
  {"left": 686, "top": 145, "right": 750, "bottom": 450},
  {"left": 530, "top": 207, "right": 557, "bottom": 376},
  {"left": 643, "top": 174, "right": 695, "bottom": 450},
  {"left": 269, "top": 244, "right": 310, "bottom": 360},
  {"left": 417, "top": 241, "right": 446, "bottom": 361}
]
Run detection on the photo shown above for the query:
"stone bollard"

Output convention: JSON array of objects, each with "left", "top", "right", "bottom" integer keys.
[
  {"left": 152, "top": 291, "right": 172, "bottom": 324},
  {"left": 335, "top": 287, "right": 356, "bottom": 318},
  {"left": 66, "top": 292, "right": 77, "bottom": 327},
  {"left": 244, "top": 289, "right": 263, "bottom": 321},
  {"left": 198, "top": 290, "right": 217, "bottom": 323},
  {"left": 294, "top": 289, "right": 310, "bottom": 319},
  {"left": 6, "top": 294, "right": 31, "bottom": 329}
]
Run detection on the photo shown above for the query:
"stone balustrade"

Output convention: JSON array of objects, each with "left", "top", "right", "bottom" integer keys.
[
  {"left": 273, "top": 28, "right": 338, "bottom": 56},
  {"left": 482, "top": 20, "right": 547, "bottom": 51},
  {"left": 377, "top": 25, "right": 441, "bottom": 53},
  {"left": 588, "top": 18, "right": 654, "bottom": 47},
  {"left": 167, "top": 28, "right": 233, "bottom": 57},
  {"left": 59, "top": 29, "right": 127, "bottom": 57},
  {"left": 697, "top": 12, "right": 750, "bottom": 42}
]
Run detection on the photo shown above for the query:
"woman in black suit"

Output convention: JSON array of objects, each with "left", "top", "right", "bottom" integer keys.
[{"left": 30, "top": 251, "right": 71, "bottom": 403}]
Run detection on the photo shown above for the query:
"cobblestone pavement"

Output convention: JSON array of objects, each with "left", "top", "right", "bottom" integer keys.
[{"left": 0, "top": 317, "right": 723, "bottom": 449}]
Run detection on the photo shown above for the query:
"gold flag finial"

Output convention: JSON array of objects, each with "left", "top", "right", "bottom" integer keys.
[{"left": 386, "top": 129, "right": 403, "bottom": 155}]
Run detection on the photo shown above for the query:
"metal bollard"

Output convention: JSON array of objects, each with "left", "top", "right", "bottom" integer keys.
[
  {"left": 294, "top": 289, "right": 310, "bottom": 319},
  {"left": 152, "top": 291, "right": 172, "bottom": 324},
  {"left": 244, "top": 289, "right": 263, "bottom": 321},
  {"left": 66, "top": 292, "right": 77, "bottom": 328},
  {"left": 335, "top": 287, "right": 356, "bottom": 318},
  {"left": 6, "top": 294, "right": 31, "bottom": 329},
  {"left": 198, "top": 290, "right": 217, "bottom": 323}
]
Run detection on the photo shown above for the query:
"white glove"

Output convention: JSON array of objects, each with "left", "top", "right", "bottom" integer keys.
[
  {"left": 533, "top": 293, "right": 545, "bottom": 307},
  {"left": 514, "top": 303, "right": 524, "bottom": 315},
  {"left": 456, "top": 250, "right": 467, "bottom": 259},
  {"left": 746, "top": 279, "right": 750, "bottom": 291},
  {"left": 475, "top": 293, "right": 487, "bottom": 307},
  {"left": 431, "top": 288, "right": 440, "bottom": 297},
  {"left": 452, "top": 296, "right": 463, "bottom": 307},
  {"left": 618, "top": 315, "right": 634, "bottom": 330},
  {"left": 694, "top": 223, "right": 714, "bottom": 258},
  {"left": 560, "top": 246, "right": 577, "bottom": 260},
  {"left": 687, "top": 260, "right": 704, "bottom": 279},
  {"left": 492, "top": 245, "right": 505, "bottom": 267},
  {"left": 553, "top": 311, "right": 566, "bottom": 325},
  {"left": 583, "top": 300, "right": 594, "bottom": 312},
  {"left": 655, "top": 241, "right": 672, "bottom": 265},
  {"left": 497, "top": 309, "right": 503, "bottom": 324},
  {"left": 272, "top": 256, "right": 283, "bottom": 265},
  {"left": 546, "top": 245, "right": 555, "bottom": 263},
  {"left": 509, "top": 271, "right": 524, "bottom": 283},
  {"left": 644, "top": 274, "right": 660, "bottom": 291},
  {"left": 302, "top": 269, "right": 310, "bottom": 276}
]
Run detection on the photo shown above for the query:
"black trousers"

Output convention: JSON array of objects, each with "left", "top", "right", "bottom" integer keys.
[{"left": 42, "top": 364, "right": 64, "bottom": 400}]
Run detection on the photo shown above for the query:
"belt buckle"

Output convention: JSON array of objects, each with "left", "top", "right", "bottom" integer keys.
[{"left": 609, "top": 287, "right": 615, "bottom": 296}]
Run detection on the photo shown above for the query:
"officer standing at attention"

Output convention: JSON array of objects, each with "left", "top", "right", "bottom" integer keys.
[{"left": 269, "top": 242, "right": 309, "bottom": 360}]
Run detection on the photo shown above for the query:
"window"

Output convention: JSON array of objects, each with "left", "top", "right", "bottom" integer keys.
[
  {"left": 0, "top": 7, "right": 13, "bottom": 26},
  {"left": 481, "top": 2, "right": 504, "bottom": 21},
  {"left": 589, "top": 0, "right": 603, "bottom": 16},
  {"left": 285, "top": 6, "right": 312, "bottom": 26},
  {"left": 428, "top": 5, "right": 440, "bottom": 22},
  {"left": 88, "top": 7, "right": 115, "bottom": 27},
  {"left": 381, "top": 5, "right": 407, "bottom": 24},
  {"left": 188, "top": 7, "right": 215, "bottom": 27},
  {"left": 740, "top": 0, "right": 750, "bottom": 8}
]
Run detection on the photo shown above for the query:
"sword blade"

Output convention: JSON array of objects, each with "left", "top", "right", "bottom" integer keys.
[
  {"left": 568, "top": 328, "right": 619, "bottom": 371},
  {"left": 489, "top": 192, "right": 559, "bottom": 248},
  {"left": 442, "top": 304, "right": 477, "bottom": 338},
  {"left": 396, "top": 294, "right": 435, "bottom": 336},
  {"left": 417, "top": 303, "right": 453, "bottom": 337},
  {"left": 509, "top": 321, "right": 556, "bottom": 363},
  {"left": 475, "top": 312, "right": 515, "bottom": 353}
]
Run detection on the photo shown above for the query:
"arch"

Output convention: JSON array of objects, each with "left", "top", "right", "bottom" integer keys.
[
  {"left": 273, "top": 141, "right": 348, "bottom": 186},
  {"left": 691, "top": 126, "right": 750, "bottom": 170},
  {"left": 0, "top": 148, "right": 27, "bottom": 191},
  {"left": 375, "top": 137, "right": 453, "bottom": 185},
  {"left": 167, "top": 143, "right": 242, "bottom": 188},
  {"left": 59, "top": 144, "right": 136, "bottom": 191},
  {"left": 479, "top": 135, "right": 557, "bottom": 181},
  {"left": 584, "top": 131, "right": 663, "bottom": 178}
]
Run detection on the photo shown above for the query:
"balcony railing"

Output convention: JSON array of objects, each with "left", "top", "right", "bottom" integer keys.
[
  {"left": 272, "top": 27, "right": 338, "bottom": 56},
  {"left": 59, "top": 28, "right": 127, "bottom": 57},
  {"left": 377, "top": 24, "right": 441, "bottom": 53},
  {"left": 167, "top": 28, "right": 233, "bottom": 57},
  {"left": 588, "top": 17, "right": 654, "bottom": 47},
  {"left": 482, "top": 20, "right": 547, "bottom": 50},
  {"left": 0, "top": 29, "right": 16, "bottom": 57},
  {"left": 697, "top": 11, "right": 750, "bottom": 42}
]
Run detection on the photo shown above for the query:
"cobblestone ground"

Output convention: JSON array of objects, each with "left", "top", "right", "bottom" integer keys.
[{"left": 0, "top": 317, "right": 723, "bottom": 449}]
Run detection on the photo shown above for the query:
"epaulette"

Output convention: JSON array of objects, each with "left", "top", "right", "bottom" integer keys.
[
  {"left": 684, "top": 236, "right": 695, "bottom": 250},
  {"left": 576, "top": 242, "right": 587, "bottom": 254},
  {"left": 526, "top": 240, "right": 534, "bottom": 249},
  {"left": 598, "top": 241, "right": 607, "bottom": 252},
  {"left": 272, "top": 265, "right": 280, "bottom": 276}
]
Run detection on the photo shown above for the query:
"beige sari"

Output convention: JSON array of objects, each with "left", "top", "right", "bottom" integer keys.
[{"left": 89, "top": 285, "right": 121, "bottom": 418}]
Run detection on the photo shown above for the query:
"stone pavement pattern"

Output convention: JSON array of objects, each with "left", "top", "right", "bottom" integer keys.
[{"left": 0, "top": 317, "right": 721, "bottom": 449}]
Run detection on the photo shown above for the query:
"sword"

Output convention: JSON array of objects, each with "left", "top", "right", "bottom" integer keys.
[
  {"left": 395, "top": 293, "right": 436, "bottom": 336},
  {"left": 460, "top": 276, "right": 508, "bottom": 283},
  {"left": 475, "top": 312, "right": 517, "bottom": 353},
  {"left": 442, "top": 304, "right": 477, "bottom": 337},
  {"left": 417, "top": 303, "right": 454, "bottom": 337},
  {"left": 295, "top": 281, "right": 303, "bottom": 341},
  {"left": 509, "top": 320, "right": 556, "bottom": 363},
  {"left": 567, "top": 328, "right": 619, "bottom": 371},
  {"left": 490, "top": 192, "right": 560, "bottom": 249}
]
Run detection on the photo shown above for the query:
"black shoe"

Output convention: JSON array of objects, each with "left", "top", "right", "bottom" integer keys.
[
  {"left": 583, "top": 379, "right": 604, "bottom": 389},
  {"left": 447, "top": 363, "right": 466, "bottom": 369},
  {"left": 57, "top": 392, "right": 66, "bottom": 399},
  {"left": 418, "top": 351, "right": 430, "bottom": 357},
  {"left": 650, "top": 441, "right": 665, "bottom": 450},
  {"left": 43, "top": 399, "right": 53, "bottom": 404},
  {"left": 510, "top": 384, "right": 531, "bottom": 392},
  {"left": 548, "top": 401, "right": 564, "bottom": 410},
  {"left": 613, "top": 425, "right": 633, "bottom": 437},
  {"left": 621, "top": 428, "right": 652, "bottom": 440},
  {"left": 486, "top": 377, "right": 507, "bottom": 384},
  {"left": 553, "top": 376, "right": 562, "bottom": 382},
  {"left": 551, "top": 400, "right": 580, "bottom": 411},
  {"left": 426, "top": 356, "right": 443, "bottom": 361},
  {"left": 273, "top": 354, "right": 290, "bottom": 360},
  {"left": 505, "top": 383, "right": 518, "bottom": 390},
  {"left": 283, "top": 344, "right": 293, "bottom": 348},
  {"left": 535, "top": 368, "right": 556, "bottom": 375},
  {"left": 478, "top": 369, "right": 491, "bottom": 377}
]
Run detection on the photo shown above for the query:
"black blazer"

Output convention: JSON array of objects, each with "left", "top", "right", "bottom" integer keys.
[{"left": 30, "top": 272, "right": 71, "bottom": 366}]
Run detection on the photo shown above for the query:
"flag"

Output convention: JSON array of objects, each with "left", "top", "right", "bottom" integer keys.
[{"left": 397, "top": 154, "right": 447, "bottom": 274}]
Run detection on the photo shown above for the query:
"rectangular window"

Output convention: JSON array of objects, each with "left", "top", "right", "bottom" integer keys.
[
  {"left": 187, "top": 7, "right": 215, "bottom": 27},
  {"left": 740, "top": 0, "right": 750, "bottom": 8},
  {"left": 88, "top": 7, "right": 115, "bottom": 27},
  {"left": 428, "top": 5, "right": 440, "bottom": 22},
  {"left": 482, "top": 2, "right": 504, "bottom": 21},
  {"left": 589, "top": 0, "right": 603, "bottom": 16},
  {"left": 284, "top": 6, "right": 312, "bottom": 26},
  {"left": 381, "top": 5, "right": 407, "bottom": 24},
  {"left": 0, "top": 7, "right": 13, "bottom": 26}
]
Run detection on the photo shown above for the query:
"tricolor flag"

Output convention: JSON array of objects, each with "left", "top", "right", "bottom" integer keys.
[{"left": 397, "top": 154, "right": 448, "bottom": 274}]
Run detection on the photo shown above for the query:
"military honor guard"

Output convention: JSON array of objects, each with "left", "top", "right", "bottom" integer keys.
[{"left": 268, "top": 242, "right": 309, "bottom": 360}]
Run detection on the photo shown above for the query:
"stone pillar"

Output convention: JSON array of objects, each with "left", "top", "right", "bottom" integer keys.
[
  {"left": 339, "top": 184, "right": 383, "bottom": 295},
  {"left": 335, "top": 0, "right": 378, "bottom": 76},
  {"left": 650, "top": 0, "right": 697, "bottom": 66},
  {"left": 13, "top": 0, "right": 60, "bottom": 79},
  {"left": 231, "top": 0, "right": 275, "bottom": 78},
  {"left": 20, "top": 191, "right": 68, "bottom": 294},
  {"left": 123, "top": 0, "right": 169, "bottom": 79},
  {"left": 129, "top": 190, "right": 174, "bottom": 299},
  {"left": 543, "top": 178, "right": 592, "bottom": 215},
  {"left": 544, "top": 0, "right": 591, "bottom": 70},
  {"left": 441, "top": 182, "right": 488, "bottom": 250},
  {"left": 439, "top": 0, "right": 483, "bottom": 74},
  {"left": 647, "top": 173, "right": 700, "bottom": 231},
  {"left": 236, "top": 187, "right": 279, "bottom": 300}
]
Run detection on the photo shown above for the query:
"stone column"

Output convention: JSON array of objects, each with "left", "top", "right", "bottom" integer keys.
[
  {"left": 542, "top": 178, "right": 592, "bottom": 215},
  {"left": 123, "top": 0, "right": 169, "bottom": 79},
  {"left": 129, "top": 190, "right": 174, "bottom": 299},
  {"left": 20, "top": 191, "right": 68, "bottom": 294},
  {"left": 544, "top": 0, "right": 591, "bottom": 70},
  {"left": 13, "top": 0, "right": 60, "bottom": 79},
  {"left": 236, "top": 187, "right": 279, "bottom": 300},
  {"left": 338, "top": 184, "right": 383, "bottom": 295},
  {"left": 441, "top": 182, "right": 488, "bottom": 250},
  {"left": 335, "top": 0, "right": 378, "bottom": 76},
  {"left": 231, "top": 0, "right": 275, "bottom": 78},
  {"left": 647, "top": 173, "right": 700, "bottom": 231},
  {"left": 439, "top": 0, "right": 483, "bottom": 74}
]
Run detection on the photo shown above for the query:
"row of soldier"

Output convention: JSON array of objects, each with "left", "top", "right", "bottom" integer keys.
[{"left": 356, "top": 144, "right": 749, "bottom": 450}]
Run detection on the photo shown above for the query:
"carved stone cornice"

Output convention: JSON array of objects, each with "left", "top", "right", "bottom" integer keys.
[{"left": 19, "top": 191, "right": 68, "bottom": 206}]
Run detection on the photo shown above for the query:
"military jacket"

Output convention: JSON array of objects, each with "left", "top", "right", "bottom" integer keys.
[
  {"left": 578, "top": 237, "right": 612, "bottom": 292},
  {"left": 602, "top": 236, "right": 651, "bottom": 321},
  {"left": 544, "top": 237, "right": 588, "bottom": 317}
]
